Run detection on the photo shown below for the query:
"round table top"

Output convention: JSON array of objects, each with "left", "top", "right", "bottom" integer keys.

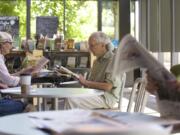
[
  {"left": 1, "top": 87, "right": 104, "bottom": 98},
  {"left": 0, "top": 110, "right": 172, "bottom": 135},
  {"left": 0, "top": 112, "right": 47, "bottom": 135}
]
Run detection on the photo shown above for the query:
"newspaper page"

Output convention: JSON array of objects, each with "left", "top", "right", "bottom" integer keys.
[{"left": 106, "top": 34, "right": 180, "bottom": 101}]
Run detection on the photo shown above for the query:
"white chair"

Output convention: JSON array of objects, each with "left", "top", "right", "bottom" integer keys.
[
  {"left": 127, "top": 76, "right": 149, "bottom": 112},
  {"left": 117, "top": 72, "right": 127, "bottom": 111}
]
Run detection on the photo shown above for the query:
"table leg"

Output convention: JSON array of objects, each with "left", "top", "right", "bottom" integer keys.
[
  {"left": 42, "top": 98, "right": 49, "bottom": 110},
  {"left": 51, "top": 98, "right": 59, "bottom": 110},
  {"left": 37, "top": 97, "right": 42, "bottom": 111}
]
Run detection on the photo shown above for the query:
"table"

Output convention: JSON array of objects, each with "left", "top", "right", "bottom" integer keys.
[
  {"left": 0, "top": 110, "right": 179, "bottom": 135},
  {"left": 31, "top": 71, "right": 73, "bottom": 85},
  {"left": 1, "top": 87, "right": 104, "bottom": 110}
]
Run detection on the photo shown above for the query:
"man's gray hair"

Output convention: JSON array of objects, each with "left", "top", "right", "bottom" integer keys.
[{"left": 88, "top": 31, "right": 114, "bottom": 51}]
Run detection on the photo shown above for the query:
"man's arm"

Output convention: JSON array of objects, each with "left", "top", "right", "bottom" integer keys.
[{"left": 78, "top": 75, "right": 113, "bottom": 91}]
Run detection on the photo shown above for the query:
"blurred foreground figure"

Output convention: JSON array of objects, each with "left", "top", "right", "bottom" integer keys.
[{"left": 107, "top": 34, "right": 180, "bottom": 119}]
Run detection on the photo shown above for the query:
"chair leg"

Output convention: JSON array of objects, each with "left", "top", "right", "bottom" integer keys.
[
  {"left": 118, "top": 73, "right": 126, "bottom": 111},
  {"left": 127, "top": 77, "right": 148, "bottom": 113},
  {"left": 140, "top": 92, "right": 149, "bottom": 112},
  {"left": 134, "top": 83, "right": 145, "bottom": 112},
  {"left": 127, "top": 81, "right": 139, "bottom": 112}
]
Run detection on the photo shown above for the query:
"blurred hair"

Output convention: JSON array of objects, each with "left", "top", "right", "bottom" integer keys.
[
  {"left": 0, "top": 31, "right": 13, "bottom": 48},
  {"left": 88, "top": 31, "right": 114, "bottom": 51}
]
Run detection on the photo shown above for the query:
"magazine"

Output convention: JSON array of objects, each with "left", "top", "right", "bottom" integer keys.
[{"left": 56, "top": 66, "right": 79, "bottom": 79}]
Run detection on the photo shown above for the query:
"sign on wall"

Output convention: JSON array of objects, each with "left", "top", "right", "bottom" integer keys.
[
  {"left": 0, "top": 16, "right": 19, "bottom": 37},
  {"left": 36, "top": 16, "right": 58, "bottom": 38}
]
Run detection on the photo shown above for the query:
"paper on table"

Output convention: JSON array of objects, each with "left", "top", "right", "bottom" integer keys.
[
  {"left": 35, "top": 69, "right": 54, "bottom": 77},
  {"left": 28, "top": 109, "right": 91, "bottom": 121},
  {"left": 28, "top": 109, "right": 126, "bottom": 133},
  {"left": 28, "top": 109, "right": 171, "bottom": 135}
]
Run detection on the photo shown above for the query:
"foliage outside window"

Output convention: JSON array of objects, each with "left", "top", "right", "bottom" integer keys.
[
  {"left": 0, "top": 0, "right": 118, "bottom": 42},
  {"left": 102, "top": 1, "right": 118, "bottom": 39}
]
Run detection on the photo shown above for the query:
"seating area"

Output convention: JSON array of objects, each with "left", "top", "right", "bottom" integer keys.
[{"left": 1, "top": 0, "right": 180, "bottom": 134}]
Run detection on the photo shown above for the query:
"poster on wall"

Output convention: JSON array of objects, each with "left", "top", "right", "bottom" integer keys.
[
  {"left": 0, "top": 16, "right": 19, "bottom": 37},
  {"left": 36, "top": 16, "right": 58, "bottom": 38}
]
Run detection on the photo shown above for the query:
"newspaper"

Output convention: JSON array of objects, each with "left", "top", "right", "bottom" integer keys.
[
  {"left": 57, "top": 66, "right": 79, "bottom": 79},
  {"left": 34, "top": 56, "right": 49, "bottom": 72},
  {"left": 107, "top": 34, "right": 180, "bottom": 101}
]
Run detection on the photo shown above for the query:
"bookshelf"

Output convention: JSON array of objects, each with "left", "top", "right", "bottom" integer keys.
[
  {"left": 5, "top": 51, "right": 91, "bottom": 75},
  {"left": 43, "top": 51, "right": 91, "bottom": 69}
]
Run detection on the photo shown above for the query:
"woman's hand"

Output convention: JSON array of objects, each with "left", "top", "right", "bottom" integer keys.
[
  {"left": 20, "top": 66, "right": 37, "bottom": 75},
  {"left": 0, "top": 83, "right": 8, "bottom": 89}
]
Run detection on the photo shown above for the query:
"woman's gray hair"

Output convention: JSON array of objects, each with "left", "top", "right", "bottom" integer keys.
[
  {"left": 88, "top": 31, "right": 114, "bottom": 51},
  {"left": 0, "top": 31, "right": 13, "bottom": 48}
]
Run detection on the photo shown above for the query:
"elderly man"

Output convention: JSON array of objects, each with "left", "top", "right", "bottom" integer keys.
[
  {"left": 0, "top": 31, "right": 35, "bottom": 116},
  {"left": 65, "top": 31, "right": 122, "bottom": 109}
]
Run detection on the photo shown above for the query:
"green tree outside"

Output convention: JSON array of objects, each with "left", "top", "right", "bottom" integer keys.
[
  {"left": 0, "top": 0, "right": 94, "bottom": 41},
  {"left": 0, "top": 0, "right": 117, "bottom": 42}
]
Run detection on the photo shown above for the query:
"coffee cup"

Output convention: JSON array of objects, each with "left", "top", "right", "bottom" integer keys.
[{"left": 20, "top": 74, "right": 31, "bottom": 95}]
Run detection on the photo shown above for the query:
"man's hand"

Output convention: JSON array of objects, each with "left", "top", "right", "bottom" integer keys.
[{"left": 78, "top": 74, "right": 87, "bottom": 86}]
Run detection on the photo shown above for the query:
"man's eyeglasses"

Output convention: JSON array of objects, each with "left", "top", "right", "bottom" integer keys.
[{"left": 89, "top": 43, "right": 99, "bottom": 49}]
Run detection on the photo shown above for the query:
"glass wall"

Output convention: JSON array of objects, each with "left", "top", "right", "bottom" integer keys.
[
  {"left": 102, "top": 0, "right": 119, "bottom": 47},
  {"left": 31, "top": 0, "right": 98, "bottom": 41},
  {"left": 0, "top": 0, "right": 120, "bottom": 43}
]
